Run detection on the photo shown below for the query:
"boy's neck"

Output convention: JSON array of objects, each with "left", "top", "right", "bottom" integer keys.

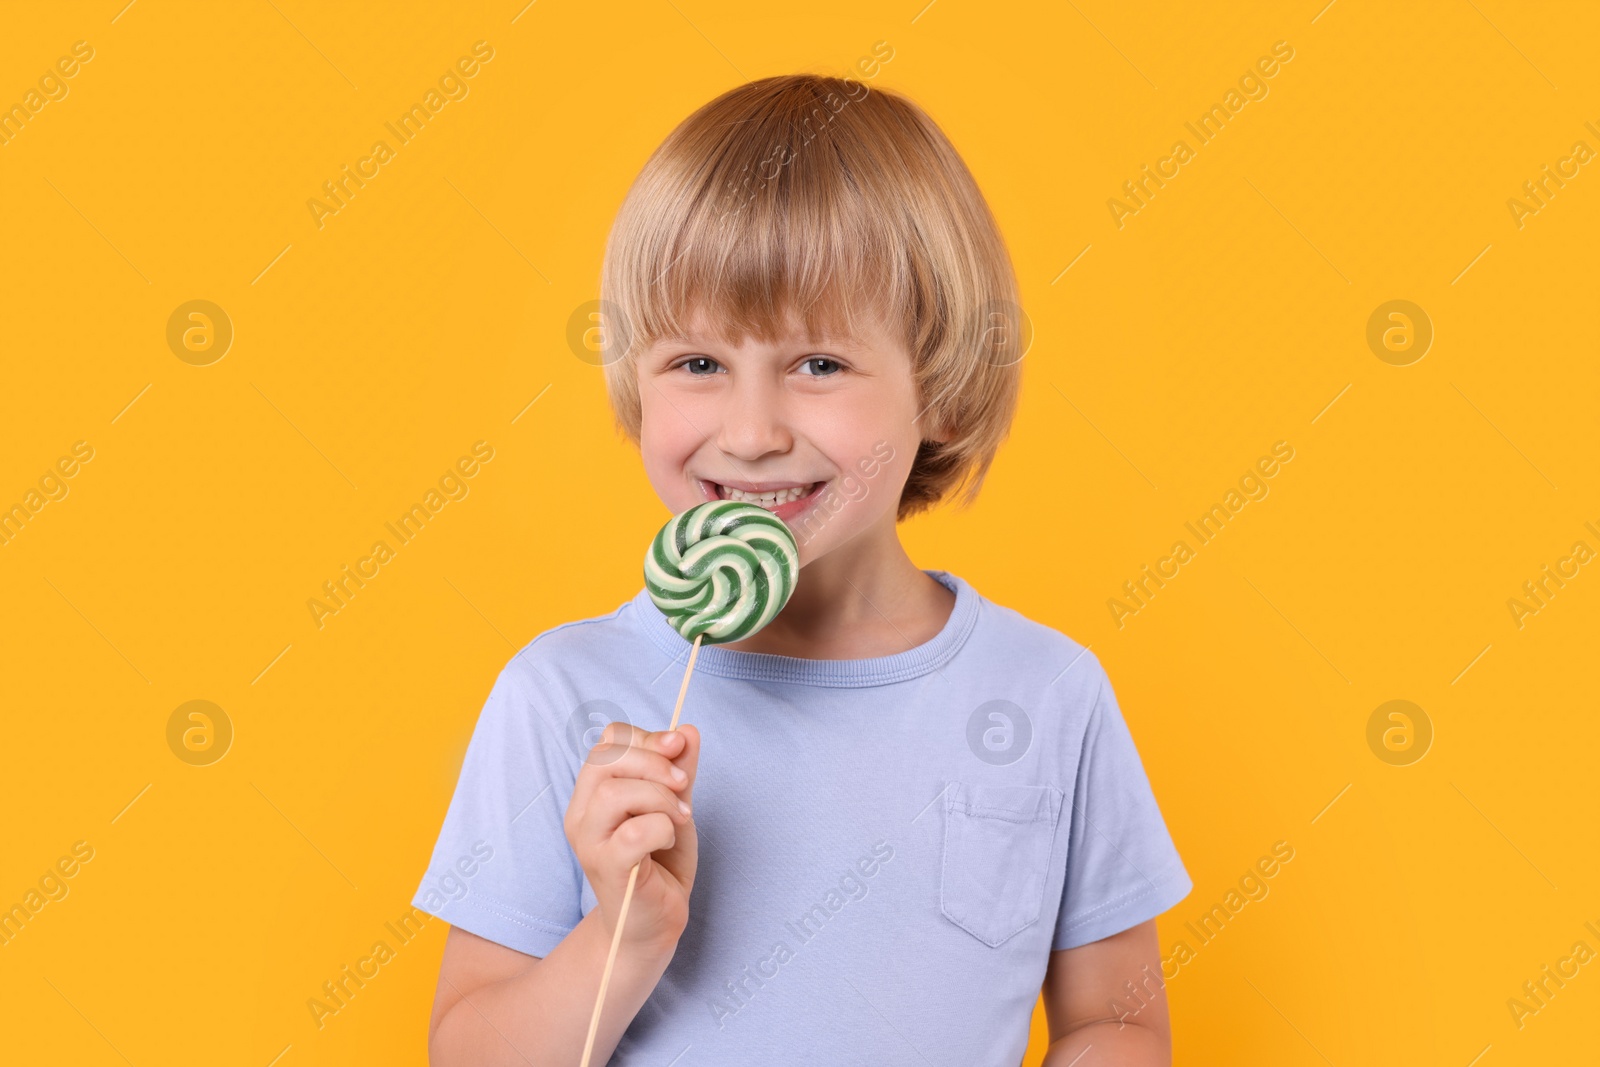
[{"left": 715, "top": 532, "right": 956, "bottom": 660}]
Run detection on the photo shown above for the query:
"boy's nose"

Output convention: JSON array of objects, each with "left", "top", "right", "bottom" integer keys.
[{"left": 715, "top": 381, "right": 793, "bottom": 461}]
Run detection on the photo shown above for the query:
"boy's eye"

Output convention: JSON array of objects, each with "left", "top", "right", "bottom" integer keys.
[
  {"left": 798, "top": 357, "right": 842, "bottom": 377},
  {"left": 677, "top": 356, "right": 722, "bottom": 375}
]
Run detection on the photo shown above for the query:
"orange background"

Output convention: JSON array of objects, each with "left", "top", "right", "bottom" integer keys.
[{"left": 1, "top": 1, "right": 1596, "bottom": 1064}]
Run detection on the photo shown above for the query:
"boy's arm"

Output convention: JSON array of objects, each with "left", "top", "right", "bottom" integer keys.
[
  {"left": 1040, "top": 919, "right": 1172, "bottom": 1067},
  {"left": 427, "top": 917, "right": 677, "bottom": 1067}
]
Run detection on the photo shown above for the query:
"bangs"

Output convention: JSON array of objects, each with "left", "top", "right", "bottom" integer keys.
[{"left": 604, "top": 79, "right": 917, "bottom": 360}]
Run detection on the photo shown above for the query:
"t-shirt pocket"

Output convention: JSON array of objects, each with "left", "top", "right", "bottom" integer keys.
[{"left": 939, "top": 781, "right": 1065, "bottom": 948}]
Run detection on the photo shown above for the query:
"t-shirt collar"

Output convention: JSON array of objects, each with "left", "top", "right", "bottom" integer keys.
[{"left": 631, "top": 569, "right": 979, "bottom": 687}]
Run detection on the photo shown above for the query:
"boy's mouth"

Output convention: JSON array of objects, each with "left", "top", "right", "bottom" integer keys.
[{"left": 699, "top": 479, "right": 827, "bottom": 521}]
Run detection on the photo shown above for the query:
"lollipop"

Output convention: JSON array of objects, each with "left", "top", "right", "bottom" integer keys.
[
  {"left": 580, "top": 501, "right": 799, "bottom": 1066},
  {"left": 644, "top": 500, "right": 801, "bottom": 644}
]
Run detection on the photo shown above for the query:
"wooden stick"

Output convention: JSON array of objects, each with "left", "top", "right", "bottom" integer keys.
[{"left": 579, "top": 632, "right": 703, "bottom": 1067}]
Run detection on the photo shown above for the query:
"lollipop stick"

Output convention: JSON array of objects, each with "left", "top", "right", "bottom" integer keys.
[{"left": 579, "top": 631, "right": 703, "bottom": 1067}]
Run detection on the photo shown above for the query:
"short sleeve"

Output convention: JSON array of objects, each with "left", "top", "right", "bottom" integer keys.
[
  {"left": 411, "top": 655, "right": 585, "bottom": 958},
  {"left": 1052, "top": 665, "right": 1192, "bottom": 950}
]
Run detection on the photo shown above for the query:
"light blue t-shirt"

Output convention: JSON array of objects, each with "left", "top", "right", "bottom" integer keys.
[{"left": 412, "top": 569, "right": 1192, "bottom": 1065}]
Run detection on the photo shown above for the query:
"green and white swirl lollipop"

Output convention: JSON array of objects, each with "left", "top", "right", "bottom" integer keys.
[{"left": 644, "top": 499, "right": 801, "bottom": 644}]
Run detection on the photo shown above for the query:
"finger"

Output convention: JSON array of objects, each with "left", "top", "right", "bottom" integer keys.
[
  {"left": 603, "top": 811, "right": 678, "bottom": 879},
  {"left": 579, "top": 777, "right": 693, "bottom": 848},
  {"left": 670, "top": 723, "right": 702, "bottom": 803},
  {"left": 600, "top": 720, "right": 686, "bottom": 758},
  {"left": 584, "top": 721, "right": 686, "bottom": 767},
  {"left": 582, "top": 731, "right": 692, "bottom": 794}
]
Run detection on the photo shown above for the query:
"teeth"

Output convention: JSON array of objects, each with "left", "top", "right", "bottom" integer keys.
[{"left": 719, "top": 483, "right": 814, "bottom": 507}]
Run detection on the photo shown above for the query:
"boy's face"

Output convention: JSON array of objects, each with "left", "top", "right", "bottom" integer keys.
[{"left": 636, "top": 306, "right": 927, "bottom": 566}]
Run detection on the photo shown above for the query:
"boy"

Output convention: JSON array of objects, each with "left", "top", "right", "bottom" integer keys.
[{"left": 415, "top": 73, "right": 1192, "bottom": 1066}]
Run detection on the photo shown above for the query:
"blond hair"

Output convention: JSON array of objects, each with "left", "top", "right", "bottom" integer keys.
[{"left": 599, "top": 73, "right": 1023, "bottom": 521}]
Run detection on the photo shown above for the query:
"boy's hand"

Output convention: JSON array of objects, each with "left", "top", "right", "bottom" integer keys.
[{"left": 565, "top": 722, "right": 701, "bottom": 952}]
